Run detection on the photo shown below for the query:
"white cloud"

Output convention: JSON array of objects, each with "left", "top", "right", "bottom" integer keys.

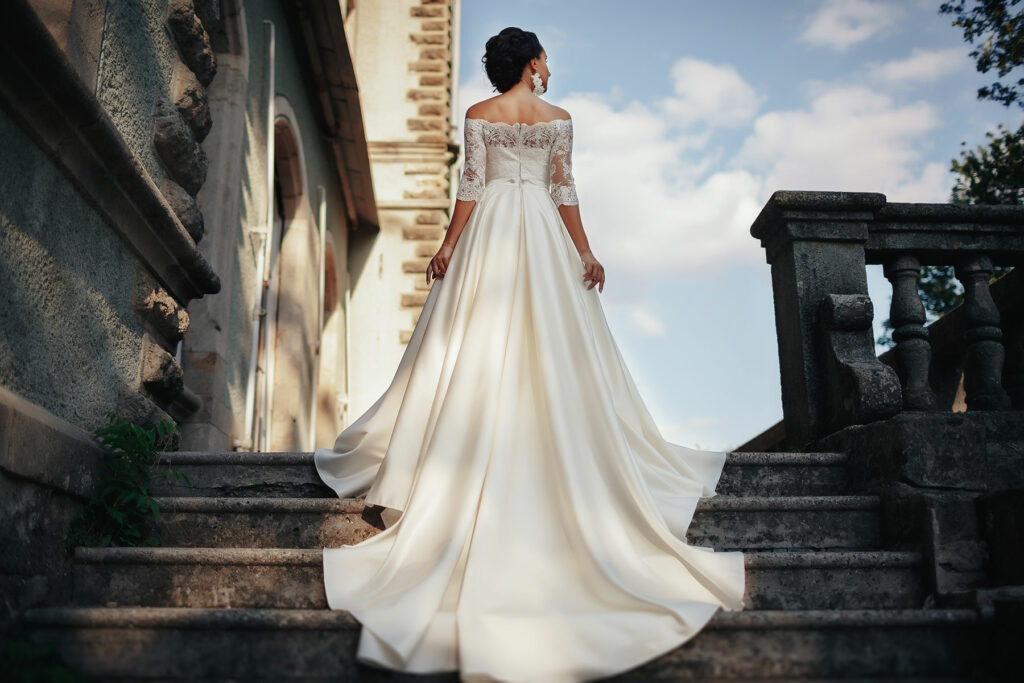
[
  {"left": 869, "top": 47, "right": 968, "bottom": 85},
  {"left": 801, "top": 0, "right": 901, "bottom": 52},
  {"left": 736, "top": 85, "right": 948, "bottom": 202},
  {"left": 557, "top": 92, "right": 766, "bottom": 281},
  {"left": 657, "top": 58, "right": 763, "bottom": 128},
  {"left": 628, "top": 307, "right": 667, "bottom": 337}
]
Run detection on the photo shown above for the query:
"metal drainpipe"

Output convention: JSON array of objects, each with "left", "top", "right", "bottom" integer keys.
[
  {"left": 309, "top": 185, "right": 327, "bottom": 449},
  {"left": 238, "top": 19, "right": 275, "bottom": 451},
  {"left": 342, "top": 268, "right": 351, "bottom": 428}
]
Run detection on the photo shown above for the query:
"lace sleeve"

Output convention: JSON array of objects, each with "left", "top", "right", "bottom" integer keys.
[
  {"left": 549, "top": 119, "right": 579, "bottom": 207},
  {"left": 455, "top": 118, "right": 485, "bottom": 202}
]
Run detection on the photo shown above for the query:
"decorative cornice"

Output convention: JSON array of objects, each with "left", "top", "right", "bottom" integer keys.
[
  {"left": 282, "top": 0, "right": 380, "bottom": 233},
  {"left": 0, "top": 0, "right": 221, "bottom": 304}
]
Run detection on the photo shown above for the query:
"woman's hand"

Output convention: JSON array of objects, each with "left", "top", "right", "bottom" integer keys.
[
  {"left": 426, "top": 242, "right": 455, "bottom": 283},
  {"left": 580, "top": 250, "right": 605, "bottom": 292}
]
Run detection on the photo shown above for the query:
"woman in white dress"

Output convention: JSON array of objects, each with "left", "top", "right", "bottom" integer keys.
[{"left": 314, "top": 26, "right": 746, "bottom": 682}]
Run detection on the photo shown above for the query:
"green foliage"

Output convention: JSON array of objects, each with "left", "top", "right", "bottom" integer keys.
[
  {"left": 940, "top": 0, "right": 1024, "bottom": 108},
  {"left": 951, "top": 121, "right": 1024, "bottom": 205},
  {"left": 0, "top": 634, "right": 90, "bottom": 682},
  {"left": 879, "top": 2, "right": 1024, "bottom": 347},
  {"left": 65, "top": 413, "right": 190, "bottom": 551}
]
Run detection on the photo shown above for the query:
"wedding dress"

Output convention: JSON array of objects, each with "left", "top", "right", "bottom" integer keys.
[{"left": 313, "top": 114, "right": 746, "bottom": 682}]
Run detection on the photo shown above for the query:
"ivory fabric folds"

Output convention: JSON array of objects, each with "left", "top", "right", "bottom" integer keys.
[{"left": 313, "top": 116, "right": 746, "bottom": 682}]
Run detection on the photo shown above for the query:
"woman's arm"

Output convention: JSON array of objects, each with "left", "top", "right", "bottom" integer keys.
[
  {"left": 551, "top": 119, "right": 604, "bottom": 292},
  {"left": 559, "top": 204, "right": 604, "bottom": 292},
  {"left": 428, "top": 118, "right": 486, "bottom": 283},
  {"left": 426, "top": 199, "right": 475, "bottom": 284}
]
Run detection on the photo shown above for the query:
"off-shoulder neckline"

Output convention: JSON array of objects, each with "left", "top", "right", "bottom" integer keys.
[{"left": 465, "top": 117, "right": 571, "bottom": 127}]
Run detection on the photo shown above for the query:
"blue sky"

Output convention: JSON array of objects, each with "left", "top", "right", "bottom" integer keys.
[{"left": 454, "top": 0, "right": 1022, "bottom": 451}]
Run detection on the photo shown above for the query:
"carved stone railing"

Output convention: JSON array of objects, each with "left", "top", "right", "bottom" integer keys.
[
  {"left": 750, "top": 191, "right": 1024, "bottom": 449},
  {"left": 751, "top": 192, "right": 1024, "bottom": 604}
]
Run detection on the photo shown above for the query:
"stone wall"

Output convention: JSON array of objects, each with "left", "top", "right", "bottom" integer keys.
[
  {"left": 346, "top": 0, "right": 459, "bottom": 419},
  {"left": 0, "top": 0, "right": 222, "bottom": 626}
]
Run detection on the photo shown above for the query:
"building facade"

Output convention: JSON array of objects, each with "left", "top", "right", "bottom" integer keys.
[{"left": 0, "top": 0, "right": 461, "bottom": 625}]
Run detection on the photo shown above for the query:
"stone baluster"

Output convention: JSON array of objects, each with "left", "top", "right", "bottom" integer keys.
[
  {"left": 884, "top": 255, "right": 937, "bottom": 410},
  {"left": 954, "top": 255, "right": 1010, "bottom": 410}
]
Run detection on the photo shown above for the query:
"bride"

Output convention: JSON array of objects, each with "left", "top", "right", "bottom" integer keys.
[{"left": 313, "top": 26, "right": 746, "bottom": 682}]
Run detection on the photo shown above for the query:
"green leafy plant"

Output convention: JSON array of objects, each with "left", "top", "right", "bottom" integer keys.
[{"left": 65, "top": 412, "right": 191, "bottom": 551}]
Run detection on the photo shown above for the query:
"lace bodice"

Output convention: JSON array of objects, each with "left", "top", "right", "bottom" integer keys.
[{"left": 455, "top": 117, "right": 579, "bottom": 207}]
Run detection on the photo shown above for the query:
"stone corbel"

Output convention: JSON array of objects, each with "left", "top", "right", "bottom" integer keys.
[{"left": 817, "top": 293, "right": 902, "bottom": 435}]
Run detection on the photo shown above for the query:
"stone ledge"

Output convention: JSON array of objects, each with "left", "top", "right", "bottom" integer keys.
[
  {"left": 0, "top": 384, "right": 102, "bottom": 498},
  {"left": 700, "top": 495, "right": 879, "bottom": 511},
  {"left": 405, "top": 227, "right": 446, "bottom": 240},
  {"left": 418, "top": 73, "right": 448, "bottom": 87},
  {"left": 410, "top": 5, "right": 445, "bottom": 17},
  {"left": 402, "top": 257, "right": 432, "bottom": 272},
  {"left": 401, "top": 292, "right": 428, "bottom": 307},
  {"left": 152, "top": 496, "right": 364, "bottom": 513},
  {"left": 156, "top": 449, "right": 844, "bottom": 467},
  {"left": 22, "top": 605, "right": 979, "bottom": 630},
  {"left": 148, "top": 493, "right": 880, "bottom": 515},
  {"left": 409, "top": 32, "right": 447, "bottom": 45},
  {"left": 726, "top": 452, "right": 847, "bottom": 466},
  {"left": 72, "top": 546, "right": 922, "bottom": 570},
  {"left": 408, "top": 59, "right": 447, "bottom": 72}
]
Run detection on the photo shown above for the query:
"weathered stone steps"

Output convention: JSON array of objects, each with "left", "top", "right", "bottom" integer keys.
[
  {"left": 150, "top": 494, "right": 882, "bottom": 551},
  {"left": 70, "top": 547, "right": 925, "bottom": 611},
  {"left": 21, "top": 606, "right": 983, "bottom": 680},
  {"left": 151, "top": 451, "right": 853, "bottom": 499}
]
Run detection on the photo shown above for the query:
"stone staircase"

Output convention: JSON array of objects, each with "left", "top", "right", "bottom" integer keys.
[{"left": 22, "top": 451, "right": 987, "bottom": 680}]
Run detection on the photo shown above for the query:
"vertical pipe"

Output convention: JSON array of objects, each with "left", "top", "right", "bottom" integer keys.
[
  {"left": 309, "top": 185, "right": 327, "bottom": 449},
  {"left": 343, "top": 279, "right": 351, "bottom": 427},
  {"left": 239, "top": 20, "right": 275, "bottom": 451}
]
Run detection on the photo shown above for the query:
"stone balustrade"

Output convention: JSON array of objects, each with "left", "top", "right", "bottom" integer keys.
[{"left": 750, "top": 191, "right": 1024, "bottom": 450}]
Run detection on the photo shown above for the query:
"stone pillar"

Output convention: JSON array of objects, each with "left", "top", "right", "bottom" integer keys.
[{"left": 750, "top": 190, "right": 900, "bottom": 447}]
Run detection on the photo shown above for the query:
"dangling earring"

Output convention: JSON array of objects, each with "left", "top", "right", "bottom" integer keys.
[{"left": 531, "top": 71, "right": 545, "bottom": 95}]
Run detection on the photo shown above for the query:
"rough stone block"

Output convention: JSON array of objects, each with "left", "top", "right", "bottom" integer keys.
[
  {"left": 132, "top": 270, "right": 191, "bottom": 347},
  {"left": 153, "top": 97, "right": 208, "bottom": 195},
  {"left": 419, "top": 74, "right": 447, "bottom": 86},
  {"left": 409, "top": 32, "right": 447, "bottom": 45},
  {"left": 410, "top": 5, "right": 445, "bottom": 17},
  {"left": 167, "top": 0, "right": 217, "bottom": 87},
  {"left": 140, "top": 337, "right": 185, "bottom": 404},
  {"left": 160, "top": 178, "right": 205, "bottom": 243},
  {"left": 171, "top": 61, "right": 212, "bottom": 142}
]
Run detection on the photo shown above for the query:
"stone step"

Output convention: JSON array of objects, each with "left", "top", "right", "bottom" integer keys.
[
  {"left": 71, "top": 547, "right": 925, "bottom": 611},
  {"left": 150, "top": 495, "right": 882, "bottom": 551},
  {"left": 22, "top": 606, "right": 984, "bottom": 679},
  {"left": 150, "top": 451, "right": 852, "bottom": 499}
]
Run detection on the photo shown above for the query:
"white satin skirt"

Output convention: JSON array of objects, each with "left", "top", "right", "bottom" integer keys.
[{"left": 314, "top": 176, "right": 746, "bottom": 682}]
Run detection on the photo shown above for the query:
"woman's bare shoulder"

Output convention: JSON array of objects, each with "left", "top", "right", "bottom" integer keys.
[
  {"left": 546, "top": 104, "right": 571, "bottom": 121},
  {"left": 466, "top": 98, "right": 501, "bottom": 120}
]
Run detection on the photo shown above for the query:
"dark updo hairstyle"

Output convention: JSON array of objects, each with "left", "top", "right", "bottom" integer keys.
[{"left": 482, "top": 27, "right": 544, "bottom": 93}]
